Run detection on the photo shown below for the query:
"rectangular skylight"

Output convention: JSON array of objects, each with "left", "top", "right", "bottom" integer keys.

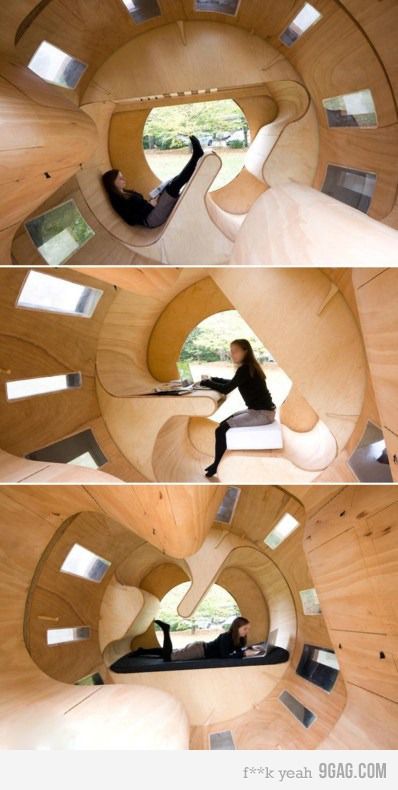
[
  {"left": 195, "top": 0, "right": 240, "bottom": 15},
  {"left": 264, "top": 512, "right": 300, "bottom": 549},
  {"left": 68, "top": 452, "right": 100, "bottom": 469},
  {"left": 215, "top": 486, "right": 240, "bottom": 523},
  {"left": 28, "top": 41, "right": 87, "bottom": 89},
  {"left": 17, "top": 271, "right": 103, "bottom": 318},
  {"left": 313, "top": 648, "right": 340, "bottom": 670},
  {"left": 47, "top": 626, "right": 90, "bottom": 645},
  {"left": 25, "top": 200, "right": 95, "bottom": 267},
  {"left": 209, "top": 730, "right": 236, "bottom": 750},
  {"left": 280, "top": 3, "right": 321, "bottom": 46},
  {"left": 299, "top": 588, "right": 321, "bottom": 615},
  {"left": 6, "top": 372, "right": 81, "bottom": 401},
  {"left": 296, "top": 644, "right": 339, "bottom": 692},
  {"left": 75, "top": 672, "right": 104, "bottom": 686},
  {"left": 322, "top": 165, "right": 376, "bottom": 214},
  {"left": 121, "top": 0, "right": 161, "bottom": 23},
  {"left": 279, "top": 690, "right": 316, "bottom": 728},
  {"left": 322, "top": 89, "right": 377, "bottom": 128},
  {"left": 60, "top": 543, "right": 111, "bottom": 582},
  {"left": 26, "top": 429, "right": 107, "bottom": 469}
]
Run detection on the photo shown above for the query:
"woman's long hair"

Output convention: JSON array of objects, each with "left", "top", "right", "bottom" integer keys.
[
  {"left": 229, "top": 616, "right": 249, "bottom": 647},
  {"left": 102, "top": 169, "right": 131, "bottom": 200},
  {"left": 231, "top": 338, "right": 265, "bottom": 379}
]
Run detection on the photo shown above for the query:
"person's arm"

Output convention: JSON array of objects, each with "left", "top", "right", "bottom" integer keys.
[
  {"left": 200, "top": 367, "right": 242, "bottom": 395},
  {"left": 218, "top": 633, "right": 244, "bottom": 659}
]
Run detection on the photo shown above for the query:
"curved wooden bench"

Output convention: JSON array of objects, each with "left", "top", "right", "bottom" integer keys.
[
  {"left": 231, "top": 182, "right": 398, "bottom": 266},
  {"left": 78, "top": 101, "right": 232, "bottom": 265},
  {"left": 97, "top": 380, "right": 224, "bottom": 481},
  {"left": 207, "top": 80, "right": 314, "bottom": 241},
  {"left": 100, "top": 578, "right": 160, "bottom": 667},
  {"left": 110, "top": 647, "right": 290, "bottom": 673},
  {"left": 245, "top": 80, "right": 310, "bottom": 183}
]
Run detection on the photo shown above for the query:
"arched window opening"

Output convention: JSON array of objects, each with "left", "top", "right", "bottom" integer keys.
[
  {"left": 178, "top": 310, "right": 292, "bottom": 419},
  {"left": 155, "top": 582, "right": 240, "bottom": 648},
  {"left": 143, "top": 100, "right": 250, "bottom": 192}
]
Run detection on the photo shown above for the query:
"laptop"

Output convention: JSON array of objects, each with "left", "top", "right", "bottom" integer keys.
[
  {"left": 142, "top": 363, "right": 214, "bottom": 395},
  {"left": 243, "top": 640, "right": 276, "bottom": 658},
  {"left": 176, "top": 361, "right": 214, "bottom": 391}
]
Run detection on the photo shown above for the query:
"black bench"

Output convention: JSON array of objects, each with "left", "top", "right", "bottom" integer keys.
[{"left": 110, "top": 646, "right": 289, "bottom": 674}]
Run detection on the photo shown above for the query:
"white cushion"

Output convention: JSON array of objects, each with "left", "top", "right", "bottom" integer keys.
[{"left": 226, "top": 420, "right": 283, "bottom": 450}]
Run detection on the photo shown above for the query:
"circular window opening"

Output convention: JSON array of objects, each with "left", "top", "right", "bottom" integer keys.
[
  {"left": 178, "top": 310, "right": 292, "bottom": 420},
  {"left": 155, "top": 582, "right": 240, "bottom": 649},
  {"left": 143, "top": 99, "right": 250, "bottom": 191}
]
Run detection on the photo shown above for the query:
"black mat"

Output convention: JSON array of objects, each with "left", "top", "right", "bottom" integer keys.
[{"left": 110, "top": 646, "right": 289, "bottom": 674}]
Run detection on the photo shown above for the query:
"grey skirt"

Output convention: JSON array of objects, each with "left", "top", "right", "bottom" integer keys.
[
  {"left": 171, "top": 641, "right": 206, "bottom": 661},
  {"left": 144, "top": 190, "right": 178, "bottom": 228},
  {"left": 226, "top": 408, "right": 276, "bottom": 429}
]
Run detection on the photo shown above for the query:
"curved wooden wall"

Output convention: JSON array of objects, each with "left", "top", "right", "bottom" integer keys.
[
  {"left": 1, "top": 483, "right": 397, "bottom": 748},
  {"left": 0, "top": 58, "right": 97, "bottom": 265},
  {"left": 0, "top": 1, "right": 395, "bottom": 264},
  {"left": 0, "top": 268, "right": 145, "bottom": 481},
  {"left": 1, "top": 265, "right": 393, "bottom": 484},
  {"left": 304, "top": 485, "right": 398, "bottom": 748}
]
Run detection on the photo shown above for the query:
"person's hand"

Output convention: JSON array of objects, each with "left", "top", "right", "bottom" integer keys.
[
  {"left": 244, "top": 648, "right": 260, "bottom": 657},
  {"left": 149, "top": 197, "right": 159, "bottom": 207}
]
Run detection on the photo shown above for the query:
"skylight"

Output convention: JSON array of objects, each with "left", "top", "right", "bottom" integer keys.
[
  {"left": 195, "top": 0, "right": 240, "bottom": 15},
  {"left": 26, "top": 429, "right": 107, "bottom": 469},
  {"left": 25, "top": 200, "right": 95, "bottom": 267},
  {"left": 279, "top": 690, "right": 316, "bottom": 728},
  {"left": 17, "top": 271, "right": 103, "bottom": 318},
  {"left": 299, "top": 588, "right": 321, "bottom": 615},
  {"left": 215, "top": 486, "right": 240, "bottom": 523},
  {"left": 121, "top": 0, "right": 161, "bottom": 23},
  {"left": 313, "top": 648, "right": 340, "bottom": 670},
  {"left": 322, "top": 89, "right": 377, "bottom": 128},
  {"left": 60, "top": 543, "right": 111, "bottom": 582},
  {"left": 28, "top": 41, "right": 87, "bottom": 89},
  {"left": 47, "top": 626, "right": 90, "bottom": 645},
  {"left": 264, "top": 512, "right": 300, "bottom": 549},
  {"left": 296, "top": 645, "right": 339, "bottom": 692},
  {"left": 280, "top": 3, "right": 322, "bottom": 46},
  {"left": 6, "top": 373, "right": 81, "bottom": 401},
  {"left": 322, "top": 165, "right": 376, "bottom": 214}
]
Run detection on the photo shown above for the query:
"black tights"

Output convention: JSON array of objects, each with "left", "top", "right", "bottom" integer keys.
[
  {"left": 165, "top": 137, "right": 204, "bottom": 198},
  {"left": 205, "top": 419, "right": 230, "bottom": 478},
  {"left": 130, "top": 620, "right": 173, "bottom": 662}
]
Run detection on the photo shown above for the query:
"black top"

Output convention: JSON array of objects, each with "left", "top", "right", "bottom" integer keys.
[
  {"left": 203, "top": 631, "right": 245, "bottom": 659},
  {"left": 109, "top": 189, "right": 154, "bottom": 227},
  {"left": 201, "top": 363, "right": 276, "bottom": 411}
]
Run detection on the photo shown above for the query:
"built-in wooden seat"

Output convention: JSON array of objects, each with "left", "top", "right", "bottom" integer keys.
[
  {"left": 206, "top": 80, "right": 312, "bottom": 241},
  {"left": 78, "top": 149, "right": 232, "bottom": 265}
]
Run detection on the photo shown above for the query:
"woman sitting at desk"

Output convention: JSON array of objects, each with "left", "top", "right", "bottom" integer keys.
[{"left": 200, "top": 338, "right": 276, "bottom": 478}]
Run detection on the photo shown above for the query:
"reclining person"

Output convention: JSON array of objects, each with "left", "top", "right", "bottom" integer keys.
[
  {"left": 102, "top": 135, "right": 204, "bottom": 228},
  {"left": 128, "top": 617, "right": 256, "bottom": 662}
]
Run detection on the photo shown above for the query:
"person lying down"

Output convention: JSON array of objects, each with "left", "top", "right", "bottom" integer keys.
[
  {"left": 125, "top": 617, "right": 256, "bottom": 662},
  {"left": 102, "top": 135, "right": 204, "bottom": 229}
]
